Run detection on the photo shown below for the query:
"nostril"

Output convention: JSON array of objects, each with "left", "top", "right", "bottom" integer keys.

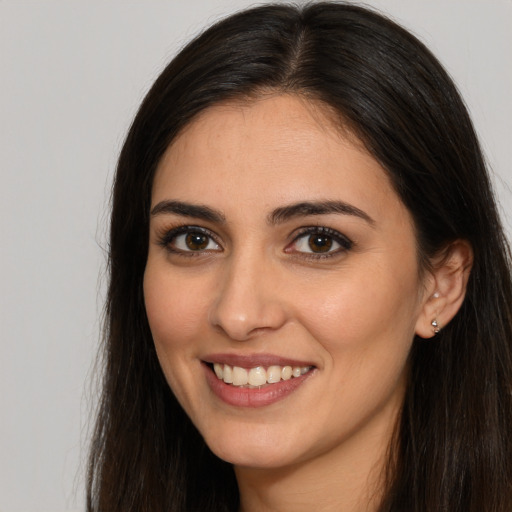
[{"left": 209, "top": 297, "right": 288, "bottom": 342}]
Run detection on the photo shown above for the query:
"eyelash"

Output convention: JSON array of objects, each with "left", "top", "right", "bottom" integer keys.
[
  {"left": 156, "top": 225, "right": 354, "bottom": 259},
  {"left": 157, "top": 225, "right": 221, "bottom": 257},
  {"left": 287, "top": 226, "right": 353, "bottom": 259}
]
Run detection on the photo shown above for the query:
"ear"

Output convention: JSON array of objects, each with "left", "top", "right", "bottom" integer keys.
[{"left": 415, "top": 240, "right": 473, "bottom": 339}]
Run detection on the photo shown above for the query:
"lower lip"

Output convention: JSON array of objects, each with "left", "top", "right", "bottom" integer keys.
[{"left": 203, "top": 363, "right": 315, "bottom": 408}]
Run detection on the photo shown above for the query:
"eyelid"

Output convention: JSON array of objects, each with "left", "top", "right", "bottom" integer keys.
[
  {"left": 286, "top": 226, "right": 353, "bottom": 257},
  {"left": 155, "top": 223, "right": 353, "bottom": 259},
  {"left": 156, "top": 225, "right": 222, "bottom": 254}
]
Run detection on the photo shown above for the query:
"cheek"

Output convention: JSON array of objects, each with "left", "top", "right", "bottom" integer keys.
[
  {"left": 292, "top": 259, "right": 421, "bottom": 356},
  {"left": 143, "top": 268, "right": 208, "bottom": 351},
  {"left": 143, "top": 267, "right": 210, "bottom": 412}
]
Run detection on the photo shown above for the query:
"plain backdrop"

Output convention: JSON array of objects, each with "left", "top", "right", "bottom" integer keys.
[{"left": 1, "top": 1, "right": 511, "bottom": 511}]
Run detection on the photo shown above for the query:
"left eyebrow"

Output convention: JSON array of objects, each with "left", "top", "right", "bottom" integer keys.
[{"left": 268, "top": 200, "right": 375, "bottom": 226}]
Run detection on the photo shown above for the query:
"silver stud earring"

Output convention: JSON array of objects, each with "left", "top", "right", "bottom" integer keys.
[{"left": 431, "top": 319, "right": 441, "bottom": 334}]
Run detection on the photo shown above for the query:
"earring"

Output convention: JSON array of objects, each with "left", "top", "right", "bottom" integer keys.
[{"left": 431, "top": 319, "right": 441, "bottom": 334}]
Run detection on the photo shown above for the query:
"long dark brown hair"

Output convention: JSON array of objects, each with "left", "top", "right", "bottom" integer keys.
[{"left": 87, "top": 3, "right": 512, "bottom": 511}]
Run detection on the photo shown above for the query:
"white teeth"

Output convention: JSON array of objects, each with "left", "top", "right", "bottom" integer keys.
[
  {"left": 248, "top": 367, "right": 267, "bottom": 386},
  {"left": 212, "top": 363, "right": 312, "bottom": 387},
  {"left": 223, "top": 364, "right": 233, "bottom": 384},
  {"left": 281, "top": 366, "right": 293, "bottom": 380},
  {"left": 267, "top": 365, "right": 282, "bottom": 383},
  {"left": 232, "top": 366, "right": 248, "bottom": 386},
  {"left": 213, "top": 363, "right": 223, "bottom": 379}
]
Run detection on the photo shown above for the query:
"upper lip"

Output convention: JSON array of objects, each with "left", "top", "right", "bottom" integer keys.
[{"left": 202, "top": 353, "right": 316, "bottom": 368}]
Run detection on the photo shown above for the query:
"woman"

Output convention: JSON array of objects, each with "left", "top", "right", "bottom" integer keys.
[{"left": 87, "top": 3, "right": 512, "bottom": 511}]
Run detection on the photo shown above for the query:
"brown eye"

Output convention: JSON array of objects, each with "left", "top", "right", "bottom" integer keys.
[
  {"left": 288, "top": 227, "right": 352, "bottom": 257},
  {"left": 165, "top": 229, "right": 221, "bottom": 253},
  {"left": 308, "top": 234, "right": 333, "bottom": 253},
  {"left": 185, "top": 232, "right": 209, "bottom": 251}
]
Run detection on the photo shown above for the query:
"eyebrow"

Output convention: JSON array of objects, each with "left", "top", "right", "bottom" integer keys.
[
  {"left": 150, "top": 200, "right": 226, "bottom": 223},
  {"left": 268, "top": 200, "right": 375, "bottom": 226},
  {"left": 150, "top": 199, "right": 374, "bottom": 226}
]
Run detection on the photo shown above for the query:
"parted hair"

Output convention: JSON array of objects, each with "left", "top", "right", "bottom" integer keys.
[{"left": 87, "top": 3, "right": 512, "bottom": 511}]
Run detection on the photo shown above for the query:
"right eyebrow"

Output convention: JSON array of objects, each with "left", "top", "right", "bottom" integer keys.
[
  {"left": 150, "top": 200, "right": 226, "bottom": 224},
  {"left": 268, "top": 200, "right": 375, "bottom": 227}
]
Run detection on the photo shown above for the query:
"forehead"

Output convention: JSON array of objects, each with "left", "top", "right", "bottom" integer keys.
[{"left": 152, "top": 94, "right": 404, "bottom": 225}]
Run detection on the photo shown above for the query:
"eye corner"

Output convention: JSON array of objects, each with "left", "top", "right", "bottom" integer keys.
[
  {"left": 286, "top": 226, "right": 353, "bottom": 259},
  {"left": 155, "top": 224, "right": 223, "bottom": 256}
]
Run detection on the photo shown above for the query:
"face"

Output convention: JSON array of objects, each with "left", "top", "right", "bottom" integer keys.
[{"left": 144, "top": 94, "right": 431, "bottom": 470}]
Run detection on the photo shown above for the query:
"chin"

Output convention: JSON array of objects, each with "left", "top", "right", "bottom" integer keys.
[
  {"left": 213, "top": 446, "right": 290, "bottom": 469},
  {"left": 203, "top": 425, "right": 299, "bottom": 469}
]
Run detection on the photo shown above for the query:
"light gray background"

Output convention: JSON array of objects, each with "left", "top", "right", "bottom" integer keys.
[{"left": 1, "top": 1, "right": 511, "bottom": 511}]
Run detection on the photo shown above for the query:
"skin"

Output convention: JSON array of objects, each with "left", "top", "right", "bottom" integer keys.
[{"left": 143, "top": 94, "right": 464, "bottom": 511}]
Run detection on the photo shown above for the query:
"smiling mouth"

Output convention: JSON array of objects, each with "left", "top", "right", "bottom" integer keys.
[{"left": 210, "top": 363, "right": 313, "bottom": 388}]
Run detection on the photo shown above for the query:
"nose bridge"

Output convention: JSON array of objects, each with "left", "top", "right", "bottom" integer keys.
[{"left": 209, "top": 246, "right": 286, "bottom": 341}]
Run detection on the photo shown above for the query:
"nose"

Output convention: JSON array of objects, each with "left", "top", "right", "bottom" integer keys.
[{"left": 209, "top": 252, "right": 288, "bottom": 341}]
